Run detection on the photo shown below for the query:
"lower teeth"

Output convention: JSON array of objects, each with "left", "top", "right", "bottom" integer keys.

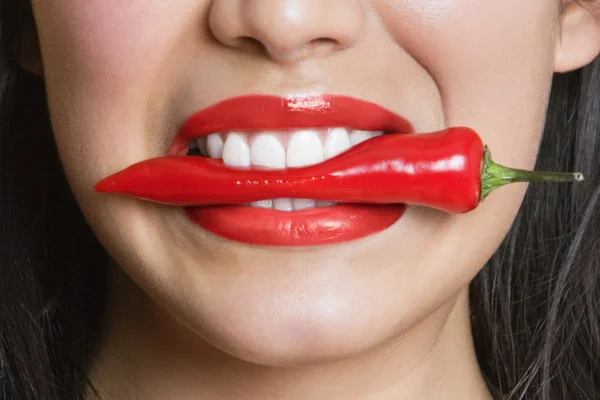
[{"left": 248, "top": 199, "right": 336, "bottom": 211}]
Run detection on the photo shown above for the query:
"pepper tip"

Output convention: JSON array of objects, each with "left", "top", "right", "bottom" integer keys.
[{"left": 94, "top": 178, "right": 116, "bottom": 193}]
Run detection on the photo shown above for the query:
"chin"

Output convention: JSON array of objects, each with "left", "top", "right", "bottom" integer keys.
[
  {"left": 170, "top": 280, "right": 407, "bottom": 367},
  {"left": 200, "top": 317, "right": 391, "bottom": 368}
]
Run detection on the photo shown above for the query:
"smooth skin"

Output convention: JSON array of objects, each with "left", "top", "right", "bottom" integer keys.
[{"left": 22, "top": 1, "right": 600, "bottom": 399}]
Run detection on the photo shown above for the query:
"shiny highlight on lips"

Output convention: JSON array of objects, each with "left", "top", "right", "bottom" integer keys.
[
  {"left": 169, "top": 94, "right": 414, "bottom": 156},
  {"left": 286, "top": 95, "right": 331, "bottom": 112},
  {"left": 186, "top": 204, "right": 405, "bottom": 247}
]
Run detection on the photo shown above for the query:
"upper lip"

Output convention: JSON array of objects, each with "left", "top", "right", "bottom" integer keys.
[{"left": 168, "top": 94, "right": 414, "bottom": 156}]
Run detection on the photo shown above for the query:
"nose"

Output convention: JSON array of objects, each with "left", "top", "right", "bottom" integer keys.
[{"left": 208, "top": 0, "right": 365, "bottom": 63}]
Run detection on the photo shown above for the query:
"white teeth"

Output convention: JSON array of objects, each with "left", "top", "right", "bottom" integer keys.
[
  {"left": 287, "top": 130, "right": 324, "bottom": 168},
  {"left": 206, "top": 134, "right": 224, "bottom": 158},
  {"left": 251, "top": 199, "right": 274, "bottom": 209},
  {"left": 324, "top": 128, "right": 352, "bottom": 159},
  {"left": 251, "top": 133, "right": 286, "bottom": 168},
  {"left": 293, "top": 199, "right": 316, "bottom": 210},
  {"left": 192, "top": 128, "right": 384, "bottom": 211},
  {"left": 247, "top": 198, "right": 336, "bottom": 211},
  {"left": 222, "top": 133, "right": 250, "bottom": 167},
  {"left": 316, "top": 200, "right": 336, "bottom": 207},
  {"left": 273, "top": 198, "right": 294, "bottom": 212},
  {"left": 350, "top": 130, "right": 383, "bottom": 146},
  {"left": 195, "top": 128, "right": 382, "bottom": 165}
]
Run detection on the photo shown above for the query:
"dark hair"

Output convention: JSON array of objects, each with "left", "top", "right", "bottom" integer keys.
[
  {"left": 0, "top": 2, "right": 107, "bottom": 400},
  {"left": 1, "top": 1, "right": 599, "bottom": 399},
  {"left": 471, "top": 59, "right": 600, "bottom": 397}
]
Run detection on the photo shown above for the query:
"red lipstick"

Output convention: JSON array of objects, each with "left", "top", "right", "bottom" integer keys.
[
  {"left": 169, "top": 94, "right": 413, "bottom": 155},
  {"left": 186, "top": 205, "right": 404, "bottom": 247},
  {"left": 100, "top": 94, "right": 415, "bottom": 247}
]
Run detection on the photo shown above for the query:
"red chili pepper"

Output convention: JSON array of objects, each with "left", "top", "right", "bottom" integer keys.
[{"left": 95, "top": 127, "right": 583, "bottom": 213}]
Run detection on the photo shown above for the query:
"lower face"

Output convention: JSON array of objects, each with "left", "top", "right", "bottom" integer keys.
[{"left": 32, "top": 0, "right": 558, "bottom": 364}]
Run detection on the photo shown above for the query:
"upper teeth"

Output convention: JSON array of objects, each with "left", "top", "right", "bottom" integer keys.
[
  {"left": 190, "top": 128, "right": 383, "bottom": 211},
  {"left": 192, "top": 128, "right": 383, "bottom": 167}
]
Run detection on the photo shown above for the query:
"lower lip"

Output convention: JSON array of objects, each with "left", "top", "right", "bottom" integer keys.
[{"left": 185, "top": 204, "right": 406, "bottom": 246}]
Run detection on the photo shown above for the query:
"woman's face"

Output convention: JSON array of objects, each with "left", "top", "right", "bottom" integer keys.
[{"left": 31, "top": 0, "right": 568, "bottom": 364}]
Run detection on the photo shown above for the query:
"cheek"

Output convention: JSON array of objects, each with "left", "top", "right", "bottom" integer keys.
[
  {"left": 381, "top": 0, "right": 557, "bottom": 166},
  {"left": 32, "top": 1, "right": 199, "bottom": 190},
  {"left": 375, "top": 0, "right": 559, "bottom": 293}
]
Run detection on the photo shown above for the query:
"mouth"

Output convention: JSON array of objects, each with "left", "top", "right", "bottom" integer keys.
[
  {"left": 171, "top": 94, "right": 413, "bottom": 212},
  {"left": 186, "top": 128, "right": 387, "bottom": 211},
  {"left": 98, "top": 94, "right": 415, "bottom": 246}
]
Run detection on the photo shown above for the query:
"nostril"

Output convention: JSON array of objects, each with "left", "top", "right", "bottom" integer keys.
[
  {"left": 308, "top": 37, "right": 338, "bottom": 56},
  {"left": 234, "top": 36, "right": 339, "bottom": 63},
  {"left": 312, "top": 37, "right": 335, "bottom": 46},
  {"left": 235, "top": 36, "right": 267, "bottom": 54}
]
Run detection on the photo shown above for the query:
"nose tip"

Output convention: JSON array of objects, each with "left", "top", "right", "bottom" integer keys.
[{"left": 209, "top": 0, "right": 365, "bottom": 63}]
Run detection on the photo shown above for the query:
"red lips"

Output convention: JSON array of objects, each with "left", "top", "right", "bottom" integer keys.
[
  {"left": 98, "top": 94, "right": 414, "bottom": 246},
  {"left": 168, "top": 94, "right": 413, "bottom": 156}
]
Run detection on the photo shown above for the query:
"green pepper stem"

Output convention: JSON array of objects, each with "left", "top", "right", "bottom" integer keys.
[{"left": 481, "top": 146, "right": 584, "bottom": 201}]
